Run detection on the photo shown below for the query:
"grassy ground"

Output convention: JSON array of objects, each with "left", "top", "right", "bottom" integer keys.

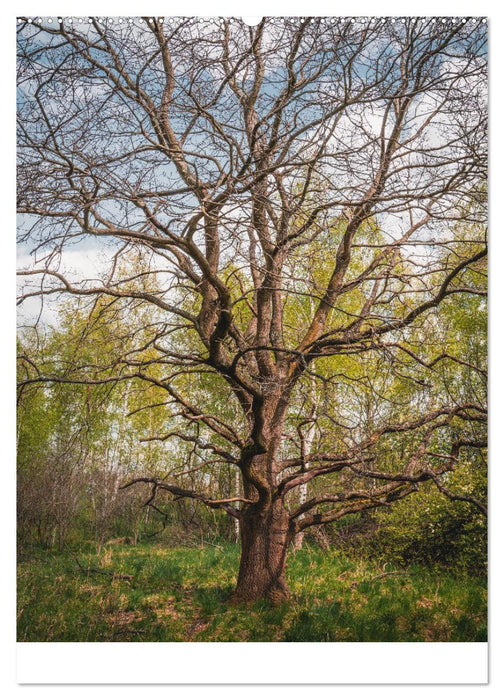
[{"left": 17, "top": 542, "right": 487, "bottom": 642}]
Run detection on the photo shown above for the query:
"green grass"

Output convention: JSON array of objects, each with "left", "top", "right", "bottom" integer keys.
[{"left": 17, "top": 542, "right": 487, "bottom": 642}]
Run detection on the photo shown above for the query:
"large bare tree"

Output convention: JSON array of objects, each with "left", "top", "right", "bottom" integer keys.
[{"left": 17, "top": 17, "right": 487, "bottom": 603}]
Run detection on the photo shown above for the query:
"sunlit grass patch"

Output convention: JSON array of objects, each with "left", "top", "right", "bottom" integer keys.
[{"left": 17, "top": 542, "right": 486, "bottom": 642}]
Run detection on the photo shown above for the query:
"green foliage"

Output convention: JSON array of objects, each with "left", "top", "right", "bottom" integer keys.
[
  {"left": 322, "top": 458, "right": 487, "bottom": 573},
  {"left": 373, "top": 471, "right": 487, "bottom": 572},
  {"left": 17, "top": 542, "right": 486, "bottom": 642},
  {"left": 16, "top": 219, "right": 487, "bottom": 588}
]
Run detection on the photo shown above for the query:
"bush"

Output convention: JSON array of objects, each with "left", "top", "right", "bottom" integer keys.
[
  {"left": 319, "top": 461, "right": 487, "bottom": 573},
  {"left": 370, "top": 461, "right": 486, "bottom": 572}
]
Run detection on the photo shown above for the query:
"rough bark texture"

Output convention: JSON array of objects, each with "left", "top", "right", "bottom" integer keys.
[{"left": 232, "top": 500, "right": 293, "bottom": 604}]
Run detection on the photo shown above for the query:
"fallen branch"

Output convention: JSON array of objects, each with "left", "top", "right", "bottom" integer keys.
[{"left": 74, "top": 557, "right": 133, "bottom": 581}]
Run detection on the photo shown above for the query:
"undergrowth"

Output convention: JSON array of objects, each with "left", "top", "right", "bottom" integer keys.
[{"left": 17, "top": 542, "right": 487, "bottom": 642}]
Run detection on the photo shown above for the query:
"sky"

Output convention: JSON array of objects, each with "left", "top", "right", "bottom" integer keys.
[{"left": 16, "top": 16, "right": 487, "bottom": 329}]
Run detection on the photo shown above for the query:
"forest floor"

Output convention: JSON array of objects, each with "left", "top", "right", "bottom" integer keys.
[{"left": 17, "top": 542, "right": 487, "bottom": 642}]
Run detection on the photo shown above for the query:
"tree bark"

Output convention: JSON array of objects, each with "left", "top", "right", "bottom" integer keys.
[
  {"left": 292, "top": 482, "right": 308, "bottom": 551},
  {"left": 233, "top": 468, "right": 241, "bottom": 543},
  {"left": 231, "top": 499, "right": 293, "bottom": 605},
  {"left": 293, "top": 372, "right": 317, "bottom": 550}
]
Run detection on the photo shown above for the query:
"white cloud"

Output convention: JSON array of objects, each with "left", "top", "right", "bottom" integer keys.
[{"left": 17, "top": 246, "right": 110, "bottom": 327}]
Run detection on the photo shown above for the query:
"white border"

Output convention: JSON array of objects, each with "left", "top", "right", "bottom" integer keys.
[
  {"left": 17, "top": 642, "right": 488, "bottom": 684},
  {"left": 8, "top": 0, "right": 495, "bottom": 19}
]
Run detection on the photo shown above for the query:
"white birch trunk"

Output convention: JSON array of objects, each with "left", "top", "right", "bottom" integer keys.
[
  {"left": 233, "top": 468, "right": 240, "bottom": 543},
  {"left": 293, "top": 374, "right": 317, "bottom": 550}
]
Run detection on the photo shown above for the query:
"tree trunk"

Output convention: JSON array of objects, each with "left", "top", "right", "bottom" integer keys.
[
  {"left": 292, "top": 481, "right": 308, "bottom": 551},
  {"left": 293, "top": 373, "right": 318, "bottom": 551},
  {"left": 231, "top": 500, "right": 292, "bottom": 605},
  {"left": 233, "top": 468, "right": 241, "bottom": 544}
]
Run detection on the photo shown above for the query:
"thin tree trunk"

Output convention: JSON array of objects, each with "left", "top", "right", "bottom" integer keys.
[
  {"left": 293, "top": 482, "right": 308, "bottom": 550},
  {"left": 233, "top": 468, "right": 240, "bottom": 543},
  {"left": 293, "top": 374, "right": 317, "bottom": 550}
]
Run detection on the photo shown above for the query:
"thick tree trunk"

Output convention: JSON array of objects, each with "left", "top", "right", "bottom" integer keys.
[
  {"left": 231, "top": 500, "right": 292, "bottom": 604},
  {"left": 230, "top": 390, "right": 294, "bottom": 604}
]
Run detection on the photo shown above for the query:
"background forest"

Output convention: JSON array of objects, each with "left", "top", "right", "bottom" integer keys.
[{"left": 17, "top": 249, "right": 487, "bottom": 570}]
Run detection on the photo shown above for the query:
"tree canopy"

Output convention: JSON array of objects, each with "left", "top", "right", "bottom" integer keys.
[{"left": 17, "top": 16, "right": 487, "bottom": 602}]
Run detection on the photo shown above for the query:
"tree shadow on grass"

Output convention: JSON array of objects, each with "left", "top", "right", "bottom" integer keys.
[{"left": 192, "top": 584, "right": 235, "bottom": 613}]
